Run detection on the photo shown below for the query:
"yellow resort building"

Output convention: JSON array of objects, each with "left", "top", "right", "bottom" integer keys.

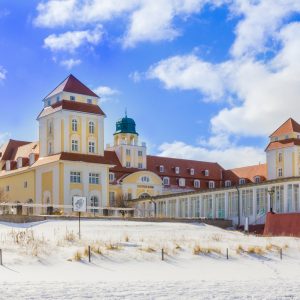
[{"left": 1, "top": 75, "right": 300, "bottom": 225}]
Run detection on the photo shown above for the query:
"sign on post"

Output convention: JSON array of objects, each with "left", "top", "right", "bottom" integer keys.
[
  {"left": 73, "top": 196, "right": 87, "bottom": 239},
  {"left": 73, "top": 196, "right": 87, "bottom": 212}
]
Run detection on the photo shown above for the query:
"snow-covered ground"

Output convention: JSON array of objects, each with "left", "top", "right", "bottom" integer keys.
[{"left": 0, "top": 219, "right": 300, "bottom": 299}]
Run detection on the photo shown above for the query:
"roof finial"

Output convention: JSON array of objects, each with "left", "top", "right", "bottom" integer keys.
[{"left": 125, "top": 107, "right": 127, "bottom": 117}]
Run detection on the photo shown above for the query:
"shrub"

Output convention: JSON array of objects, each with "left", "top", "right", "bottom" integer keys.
[
  {"left": 64, "top": 230, "right": 76, "bottom": 242},
  {"left": 73, "top": 250, "right": 82, "bottom": 261},
  {"left": 140, "top": 246, "right": 156, "bottom": 253},
  {"left": 236, "top": 244, "right": 244, "bottom": 254},
  {"left": 247, "top": 246, "right": 265, "bottom": 255}
]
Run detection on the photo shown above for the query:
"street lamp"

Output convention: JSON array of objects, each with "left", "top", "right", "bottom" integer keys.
[{"left": 268, "top": 187, "right": 275, "bottom": 213}]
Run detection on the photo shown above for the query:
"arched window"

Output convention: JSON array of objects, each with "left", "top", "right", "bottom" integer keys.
[
  {"left": 208, "top": 181, "right": 215, "bottom": 189},
  {"left": 194, "top": 179, "right": 200, "bottom": 188},
  {"left": 139, "top": 193, "right": 151, "bottom": 199},
  {"left": 178, "top": 178, "right": 185, "bottom": 187},
  {"left": 90, "top": 196, "right": 99, "bottom": 213},
  {"left": 254, "top": 176, "right": 260, "bottom": 183},
  {"left": 225, "top": 180, "right": 231, "bottom": 187},
  {"left": 72, "top": 119, "right": 78, "bottom": 132},
  {"left": 239, "top": 178, "right": 246, "bottom": 185},
  {"left": 89, "top": 121, "right": 95, "bottom": 134},
  {"left": 163, "top": 177, "right": 170, "bottom": 186}
]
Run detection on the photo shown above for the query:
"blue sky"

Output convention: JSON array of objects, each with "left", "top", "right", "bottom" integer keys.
[{"left": 1, "top": 1, "right": 300, "bottom": 168}]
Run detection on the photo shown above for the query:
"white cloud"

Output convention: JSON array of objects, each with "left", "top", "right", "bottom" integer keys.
[
  {"left": 148, "top": 54, "right": 226, "bottom": 101},
  {"left": 0, "top": 9, "right": 10, "bottom": 18},
  {"left": 94, "top": 86, "right": 119, "bottom": 103},
  {"left": 60, "top": 58, "right": 81, "bottom": 69},
  {"left": 157, "top": 141, "right": 265, "bottom": 169},
  {"left": 44, "top": 26, "right": 103, "bottom": 53},
  {"left": 0, "top": 66, "right": 7, "bottom": 81},
  {"left": 229, "top": 0, "right": 300, "bottom": 58},
  {"left": 35, "top": 0, "right": 224, "bottom": 47}
]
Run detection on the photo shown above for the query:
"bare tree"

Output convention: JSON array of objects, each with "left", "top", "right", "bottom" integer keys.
[{"left": 115, "top": 194, "right": 130, "bottom": 217}]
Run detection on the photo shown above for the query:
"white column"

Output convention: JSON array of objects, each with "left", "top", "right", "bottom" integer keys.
[
  {"left": 212, "top": 194, "right": 216, "bottom": 218},
  {"left": 188, "top": 197, "right": 191, "bottom": 218},
  {"left": 252, "top": 187, "right": 257, "bottom": 224}
]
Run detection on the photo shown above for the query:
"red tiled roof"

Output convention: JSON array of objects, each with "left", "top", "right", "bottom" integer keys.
[
  {"left": 0, "top": 139, "right": 31, "bottom": 161},
  {"left": 60, "top": 152, "right": 116, "bottom": 165},
  {"left": 45, "top": 74, "right": 99, "bottom": 99},
  {"left": 38, "top": 100, "right": 106, "bottom": 118},
  {"left": 265, "top": 138, "right": 300, "bottom": 151},
  {"left": 224, "top": 163, "right": 267, "bottom": 184},
  {"left": 270, "top": 118, "right": 300, "bottom": 137}
]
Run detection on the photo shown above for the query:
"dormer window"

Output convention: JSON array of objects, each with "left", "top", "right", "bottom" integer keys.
[
  {"left": 239, "top": 178, "right": 246, "bottom": 185},
  {"left": 70, "top": 95, "right": 75, "bottom": 101},
  {"left": 254, "top": 176, "right": 260, "bottom": 183},
  {"left": 285, "top": 135, "right": 289, "bottom": 139},
  {"left": 275, "top": 137, "right": 278, "bottom": 141},
  {"left": 194, "top": 179, "right": 200, "bottom": 188},
  {"left": 29, "top": 153, "right": 35, "bottom": 166},
  {"left": 56, "top": 95, "right": 60, "bottom": 102},
  {"left": 190, "top": 168, "right": 195, "bottom": 175},
  {"left": 159, "top": 165, "right": 164, "bottom": 172},
  {"left": 109, "top": 172, "right": 115, "bottom": 182},
  {"left": 178, "top": 178, "right": 185, "bottom": 187},
  {"left": 17, "top": 157, "right": 23, "bottom": 169},
  {"left": 225, "top": 180, "right": 231, "bottom": 187},
  {"left": 87, "top": 98, "right": 92, "bottom": 104},
  {"left": 208, "top": 181, "right": 215, "bottom": 189},
  {"left": 163, "top": 177, "right": 170, "bottom": 186},
  {"left": 204, "top": 169, "right": 209, "bottom": 176},
  {"left": 6, "top": 161, "right": 11, "bottom": 171},
  {"left": 175, "top": 167, "right": 180, "bottom": 174}
]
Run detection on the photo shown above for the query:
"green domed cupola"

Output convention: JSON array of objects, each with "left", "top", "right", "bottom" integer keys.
[{"left": 114, "top": 112, "right": 138, "bottom": 135}]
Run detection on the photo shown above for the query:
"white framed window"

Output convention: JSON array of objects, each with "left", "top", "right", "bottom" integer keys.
[
  {"left": 109, "top": 172, "right": 115, "bottom": 182},
  {"left": 254, "top": 176, "right": 260, "bottom": 183},
  {"left": 163, "top": 177, "right": 170, "bottom": 186},
  {"left": 190, "top": 168, "right": 195, "bottom": 175},
  {"left": 278, "top": 168, "right": 283, "bottom": 177},
  {"left": 70, "top": 171, "right": 81, "bottom": 183},
  {"left": 208, "top": 181, "right": 215, "bottom": 189},
  {"left": 178, "top": 178, "right": 185, "bottom": 187},
  {"left": 225, "top": 180, "right": 231, "bottom": 187},
  {"left": 175, "top": 167, "right": 180, "bottom": 174},
  {"left": 141, "top": 176, "right": 150, "bottom": 183},
  {"left": 138, "top": 150, "right": 143, "bottom": 157},
  {"left": 159, "top": 165, "right": 164, "bottom": 172},
  {"left": 71, "top": 140, "right": 79, "bottom": 152},
  {"left": 126, "top": 161, "right": 131, "bottom": 168},
  {"left": 194, "top": 179, "right": 200, "bottom": 188},
  {"left": 204, "top": 169, "right": 209, "bottom": 176},
  {"left": 88, "top": 141, "right": 95, "bottom": 153},
  {"left": 89, "top": 121, "right": 95, "bottom": 134},
  {"left": 278, "top": 152, "right": 282, "bottom": 162},
  {"left": 87, "top": 98, "right": 92, "bottom": 104},
  {"left": 138, "top": 163, "right": 143, "bottom": 169},
  {"left": 89, "top": 173, "right": 100, "bottom": 184},
  {"left": 24, "top": 181, "right": 28, "bottom": 188},
  {"left": 56, "top": 95, "right": 60, "bottom": 102},
  {"left": 72, "top": 119, "right": 78, "bottom": 132},
  {"left": 70, "top": 95, "right": 75, "bottom": 101},
  {"left": 239, "top": 178, "right": 246, "bottom": 185},
  {"left": 126, "top": 149, "right": 131, "bottom": 155},
  {"left": 6, "top": 185, "right": 9, "bottom": 192},
  {"left": 47, "top": 99, "right": 51, "bottom": 106},
  {"left": 17, "top": 157, "right": 23, "bottom": 169}
]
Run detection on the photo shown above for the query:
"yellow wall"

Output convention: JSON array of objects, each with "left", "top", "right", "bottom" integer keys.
[
  {"left": 0, "top": 170, "right": 35, "bottom": 203},
  {"left": 42, "top": 171, "right": 53, "bottom": 204}
]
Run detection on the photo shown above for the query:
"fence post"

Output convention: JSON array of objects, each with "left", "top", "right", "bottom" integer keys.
[
  {"left": 0, "top": 249, "right": 2, "bottom": 265},
  {"left": 226, "top": 248, "right": 229, "bottom": 260},
  {"left": 280, "top": 248, "right": 282, "bottom": 260},
  {"left": 161, "top": 248, "right": 164, "bottom": 261},
  {"left": 88, "top": 245, "right": 91, "bottom": 263}
]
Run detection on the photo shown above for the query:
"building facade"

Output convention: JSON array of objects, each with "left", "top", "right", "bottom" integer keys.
[{"left": 0, "top": 75, "right": 300, "bottom": 223}]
